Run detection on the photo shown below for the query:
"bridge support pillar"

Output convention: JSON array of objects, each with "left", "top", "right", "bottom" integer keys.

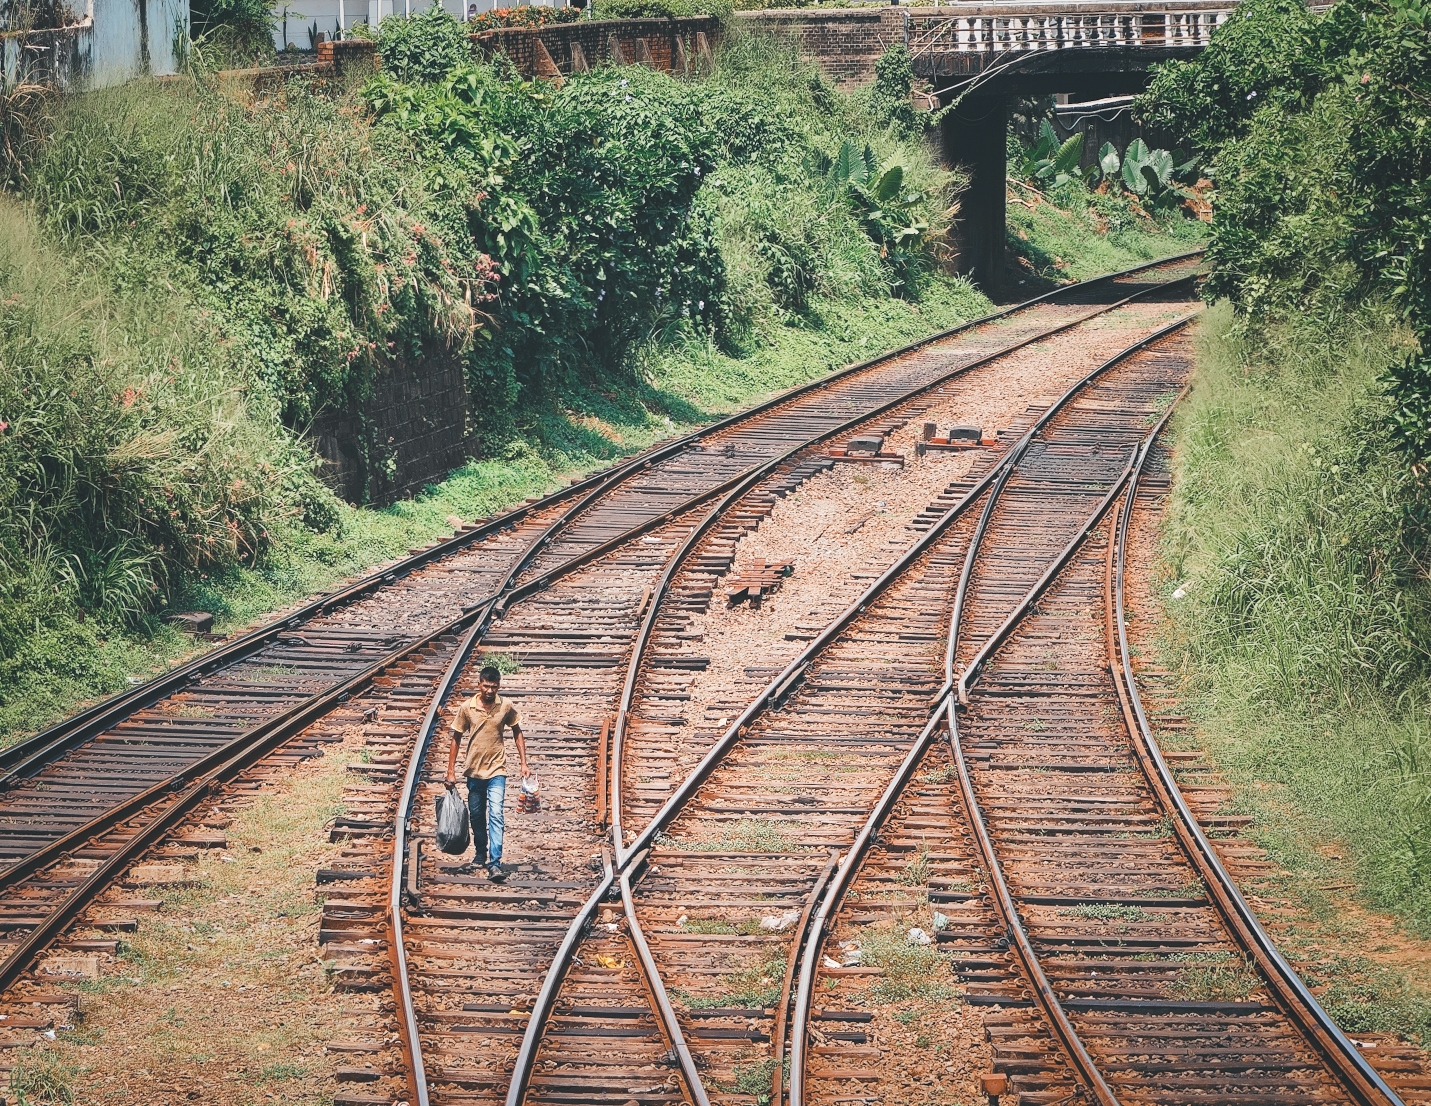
[{"left": 942, "top": 95, "right": 1007, "bottom": 297}]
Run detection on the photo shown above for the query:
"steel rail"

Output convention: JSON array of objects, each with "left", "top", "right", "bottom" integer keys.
[
  {"left": 3, "top": 250, "right": 1201, "bottom": 786},
  {"left": 1108, "top": 416, "right": 1404, "bottom": 1106},
  {"left": 381, "top": 453, "right": 682, "bottom": 1106},
  {"left": 788, "top": 710, "right": 947, "bottom": 1106},
  {"left": 953, "top": 439, "right": 1141, "bottom": 704},
  {"left": 383, "top": 450, "right": 726, "bottom": 1106},
  {"left": 388, "top": 621, "right": 483, "bottom": 1106},
  {"left": 0, "top": 626, "right": 459, "bottom": 995},
  {"left": 768, "top": 850, "right": 840, "bottom": 1106},
  {"left": 0, "top": 438, "right": 750, "bottom": 1000},
  {"left": 618, "top": 851, "right": 712, "bottom": 1106},
  {"left": 784, "top": 315, "right": 1205, "bottom": 1106},
  {"left": 499, "top": 268, "right": 1204, "bottom": 1106},
  {"left": 0, "top": 254, "right": 1209, "bottom": 989},
  {"left": 0, "top": 453, "right": 640, "bottom": 998},
  {"left": 0, "top": 462, "right": 647, "bottom": 902},
  {"left": 608, "top": 277, "right": 1201, "bottom": 864},
  {"left": 657, "top": 311, "right": 1201, "bottom": 1106}
]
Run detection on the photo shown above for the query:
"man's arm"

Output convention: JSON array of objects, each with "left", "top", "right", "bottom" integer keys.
[
  {"left": 512, "top": 723, "right": 530, "bottom": 778},
  {"left": 445, "top": 728, "right": 461, "bottom": 787}
]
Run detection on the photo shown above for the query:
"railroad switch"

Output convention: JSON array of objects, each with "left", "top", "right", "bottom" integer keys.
[
  {"left": 828, "top": 432, "right": 905, "bottom": 465},
  {"left": 915, "top": 421, "right": 997, "bottom": 455},
  {"left": 164, "top": 610, "right": 225, "bottom": 640},
  {"left": 980, "top": 1071, "right": 1009, "bottom": 1103}
]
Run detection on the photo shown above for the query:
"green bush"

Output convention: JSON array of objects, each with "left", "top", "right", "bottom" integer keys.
[
  {"left": 592, "top": 0, "right": 733, "bottom": 20},
  {"left": 702, "top": 31, "right": 956, "bottom": 316},
  {"left": 365, "top": 57, "right": 726, "bottom": 419},
  {"left": 366, "top": 16, "right": 958, "bottom": 408},
  {"left": 190, "top": 0, "right": 276, "bottom": 65},
  {"left": 858, "top": 45, "right": 925, "bottom": 140},
  {"left": 0, "top": 194, "right": 332, "bottom": 745},
  {"left": 1136, "top": 0, "right": 1327, "bottom": 154},
  {"left": 376, "top": 3, "right": 474, "bottom": 82},
  {"left": 0, "top": 209, "right": 308, "bottom": 620},
  {"left": 1140, "top": 0, "right": 1431, "bottom": 464}
]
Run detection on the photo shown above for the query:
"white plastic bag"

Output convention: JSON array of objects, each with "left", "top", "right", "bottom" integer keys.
[{"left": 435, "top": 787, "right": 471, "bottom": 855}]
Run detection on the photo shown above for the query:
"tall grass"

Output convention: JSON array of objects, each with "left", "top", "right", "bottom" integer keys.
[
  {"left": 0, "top": 199, "right": 322, "bottom": 732},
  {"left": 25, "top": 78, "right": 488, "bottom": 431},
  {"left": 705, "top": 31, "right": 961, "bottom": 325},
  {"left": 1163, "top": 301, "right": 1431, "bottom": 933},
  {"left": 1006, "top": 178, "right": 1208, "bottom": 289}
]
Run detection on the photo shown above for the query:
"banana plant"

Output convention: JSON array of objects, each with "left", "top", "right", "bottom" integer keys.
[
  {"left": 1013, "top": 119, "right": 1086, "bottom": 187},
  {"left": 812, "top": 140, "right": 929, "bottom": 283}
]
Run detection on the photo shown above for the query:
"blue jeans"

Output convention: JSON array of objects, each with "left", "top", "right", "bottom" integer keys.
[{"left": 465, "top": 775, "right": 505, "bottom": 866}]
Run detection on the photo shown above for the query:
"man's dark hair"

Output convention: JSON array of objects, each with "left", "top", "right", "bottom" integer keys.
[{"left": 479, "top": 665, "right": 502, "bottom": 684}]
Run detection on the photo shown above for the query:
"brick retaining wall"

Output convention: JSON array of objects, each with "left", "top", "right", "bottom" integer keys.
[
  {"left": 312, "top": 346, "right": 474, "bottom": 507},
  {"left": 474, "top": 11, "right": 911, "bottom": 90},
  {"left": 473, "top": 16, "right": 720, "bottom": 77},
  {"left": 735, "top": 8, "right": 907, "bottom": 90}
]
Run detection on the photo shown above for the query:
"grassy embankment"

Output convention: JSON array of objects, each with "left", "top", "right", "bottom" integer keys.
[
  {"left": 1126, "top": 0, "right": 1431, "bottom": 1043},
  {"left": 1005, "top": 180, "right": 1208, "bottom": 288},
  {"left": 1161, "top": 304, "right": 1431, "bottom": 1039}
]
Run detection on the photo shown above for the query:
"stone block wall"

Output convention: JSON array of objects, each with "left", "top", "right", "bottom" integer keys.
[
  {"left": 312, "top": 347, "right": 474, "bottom": 507},
  {"left": 473, "top": 16, "right": 720, "bottom": 77}
]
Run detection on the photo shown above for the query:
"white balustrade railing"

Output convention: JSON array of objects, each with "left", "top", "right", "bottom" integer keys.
[{"left": 912, "top": 4, "right": 1230, "bottom": 54}]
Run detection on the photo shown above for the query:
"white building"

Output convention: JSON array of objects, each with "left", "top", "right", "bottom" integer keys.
[{"left": 270, "top": 0, "right": 559, "bottom": 51}]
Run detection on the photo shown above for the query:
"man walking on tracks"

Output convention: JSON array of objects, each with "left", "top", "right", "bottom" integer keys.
[{"left": 444, "top": 665, "right": 530, "bottom": 882}]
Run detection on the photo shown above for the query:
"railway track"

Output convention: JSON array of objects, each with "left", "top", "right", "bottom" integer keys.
[
  {"left": 318, "top": 268, "right": 1203, "bottom": 1105},
  {"left": 402, "top": 297, "right": 1419, "bottom": 1106},
  {"left": 580, "top": 315, "right": 1205, "bottom": 1106},
  {"left": 787, "top": 329, "right": 1409, "bottom": 1106},
  {"left": 0, "top": 254, "right": 1203, "bottom": 1000}
]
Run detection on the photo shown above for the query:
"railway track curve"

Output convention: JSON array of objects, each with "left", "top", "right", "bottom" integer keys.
[
  {"left": 385, "top": 298, "right": 1209, "bottom": 1104},
  {"left": 0, "top": 255, "right": 1202, "bottom": 999},
  {"left": 347, "top": 265, "right": 1204, "bottom": 1105},
  {"left": 787, "top": 323, "right": 1405, "bottom": 1105}
]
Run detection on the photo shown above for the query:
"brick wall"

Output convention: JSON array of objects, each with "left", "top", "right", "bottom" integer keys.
[
  {"left": 473, "top": 16, "right": 720, "bottom": 77},
  {"left": 312, "top": 346, "right": 474, "bottom": 507},
  {"left": 735, "top": 8, "right": 907, "bottom": 90},
  {"left": 216, "top": 37, "right": 377, "bottom": 92},
  {"left": 316, "top": 37, "right": 379, "bottom": 74},
  {"left": 474, "top": 11, "right": 916, "bottom": 89}
]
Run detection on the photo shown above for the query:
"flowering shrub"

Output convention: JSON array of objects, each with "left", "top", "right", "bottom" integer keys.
[{"left": 469, "top": 6, "right": 582, "bottom": 31}]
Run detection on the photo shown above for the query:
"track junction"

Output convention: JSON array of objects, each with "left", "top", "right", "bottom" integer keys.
[{"left": 3, "top": 254, "right": 1428, "bottom": 1106}]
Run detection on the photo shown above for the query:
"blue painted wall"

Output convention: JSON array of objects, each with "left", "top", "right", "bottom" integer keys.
[{"left": 1, "top": 0, "right": 186, "bottom": 89}]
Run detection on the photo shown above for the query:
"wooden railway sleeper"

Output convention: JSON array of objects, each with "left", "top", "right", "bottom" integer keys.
[
  {"left": 582, "top": 301, "right": 1207, "bottom": 1106},
  {"left": 787, "top": 316, "right": 1208, "bottom": 1106}
]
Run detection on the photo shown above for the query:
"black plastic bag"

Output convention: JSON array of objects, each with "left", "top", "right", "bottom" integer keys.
[{"left": 435, "top": 787, "right": 471, "bottom": 855}]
